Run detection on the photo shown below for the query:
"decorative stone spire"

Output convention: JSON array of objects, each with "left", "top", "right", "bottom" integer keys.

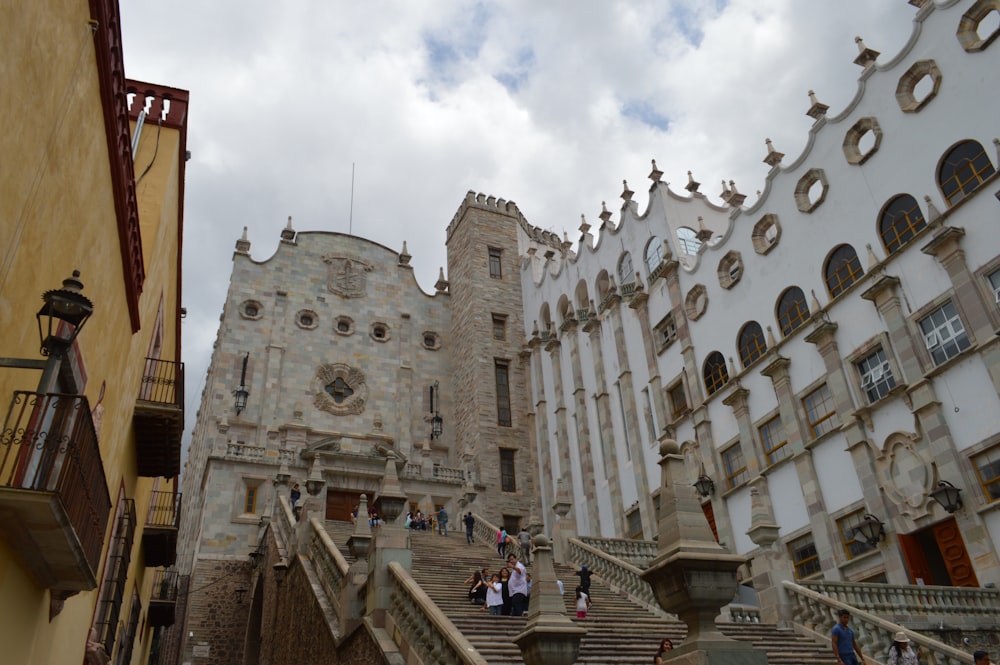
[
  {"left": 280, "top": 215, "right": 296, "bottom": 242},
  {"left": 766, "top": 325, "right": 777, "bottom": 348},
  {"left": 810, "top": 289, "right": 822, "bottom": 315},
  {"left": 347, "top": 493, "right": 373, "bottom": 557},
  {"left": 398, "top": 240, "right": 411, "bottom": 266},
  {"left": 648, "top": 159, "right": 663, "bottom": 183},
  {"left": 728, "top": 180, "right": 746, "bottom": 207},
  {"left": 531, "top": 320, "right": 540, "bottom": 339},
  {"left": 578, "top": 214, "right": 590, "bottom": 236},
  {"left": 728, "top": 356, "right": 738, "bottom": 378},
  {"left": 763, "top": 138, "right": 784, "bottom": 167},
  {"left": 621, "top": 179, "right": 634, "bottom": 202},
  {"left": 695, "top": 216, "right": 713, "bottom": 242},
  {"left": 993, "top": 138, "right": 1000, "bottom": 162},
  {"left": 806, "top": 90, "right": 829, "bottom": 120},
  {"left": 685, "top": 170, "right": 701, "bottom": 193},
  {"left": 235, "top": 226, "right": 251, "bottom": 254},
  {"left": 719, "top": 180, "right": 731, "bottom": 202},
  {"left": 434, "top": 267, "right": 449, "bottom": 293},
  {"left": 746, "top": 477, "right": 780, "bottom": 547},
  {"left": 923, "top": 195, "right": 941, "bottom": 222},
  {"left": 853, "top": 36, "right": 880, "bottom": 68},
  {"left": 598, "top": 201, "right": 612, "bottom": 227},
  {"left": 866, "top": 243, "right": 880, "bottom": 270}
]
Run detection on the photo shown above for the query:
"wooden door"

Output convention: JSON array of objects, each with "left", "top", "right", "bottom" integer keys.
[
  {"left": 701, "top": 500, "right": 719, "bottom": 543},
  {"left": 898, "top": 532, "right": 933, "bottom": 585},
  {"left": 325, "top": 491, "right": 361, "bottom": 522},
  {"left": 934, "top": 518, "right": 979, "bottom": 587}
]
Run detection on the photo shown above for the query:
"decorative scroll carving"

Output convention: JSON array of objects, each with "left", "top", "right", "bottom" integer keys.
[
  {"left": 312, "top": 363, "right": 368, "bottom": 415},
  {"left": 323, "top": 256, "right": 372, "bottom": 298}
]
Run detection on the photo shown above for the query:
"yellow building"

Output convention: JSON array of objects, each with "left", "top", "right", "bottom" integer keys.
[{"left": 0, "top": 1, "right": 188, "bottom": 663}]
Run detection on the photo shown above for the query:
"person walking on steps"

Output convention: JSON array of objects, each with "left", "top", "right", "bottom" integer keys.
[
  {"left": 464, "top": 512, "right": 475, "bottom": 544},
  {"left": 517, "top": 526, "right": 532, "bottom": 565},
  {"left": 497, "top": 527, "right": 508, "bottom": 558},
  {"left": 437, "top": 506, "right": 449, "bottom": 536},
  {"left": 832, "top": 609, "right": 864, "bottom": 665},
  {"left": 575, "top": 564, "right": 593, "bottom": 606}
]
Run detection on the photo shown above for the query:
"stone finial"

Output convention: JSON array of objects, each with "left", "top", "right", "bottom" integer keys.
[
  {"left": 853, "top": 36, "right": 880, "bottom": 68},
  {"left": 434, "top": 267, "right": 449, "bottom": 293},
  {"left": 728, "top": 180, "right": 746, "bottom": 207},
  {"left": 280, "top": 215, "right": 296, "bottom": 242},
  {"left": 348, "top": 493, "right": 373, "bottom": 557},
  {"left": 235, "top": 226, "right": 251, "bottom": 254},
  {"left": 649, "top": 159, "right": 663, "bottom": 183},
  {"left": 763, "top": 138, "right": 784, "bottom": 167},
  {"left": 579, "top": 214, "right": 591, "bottom": 235},
  {"left": 621, "top": 179, "right": 634, "bottom": 202},
  {"left": 398, "top": 240, "right": 411, "bottom": 266},
  {"left": 695, "top": 216, "right": 713, "bottom": 242},
  {"left": 633, "top": 271, "right": 645, "bottom": 295},
  {"left": 810, "top": 289, "right": 822, "bottom": 315},
  {"left": 686, "top": 170, "right": 701, "bottom": 193},
  {"left": 720, "top": 180, "right": 731, "bottom": 202},
  {"left": 531, "top": 320, "right": 540, "bottom": 338},
  {"left": 766, "top": 325, "right": 777, "bottom": 348},
  {"left": 598, "top": 200, "right": 612, "bottom": 226},
  {"left": 993, "top": 138, "right": 1000, "bottom": 162},
  {"left": 923, "top": 195, "right": 941, "bottom": 222},
  {"left": 866, "top": 243, "right": 880, "bottom": 270},
  {"left": 728, "top": 356, "right": 737, "bottom": 377},
  {"left": 806, "top": 90, "right": 829, "bottom": 119},
  {"left": 588, "top": 299, "right": 598, "bottom": 319},
  {"left": 746, "top": 477, "right": 780, "bottom": 547}
]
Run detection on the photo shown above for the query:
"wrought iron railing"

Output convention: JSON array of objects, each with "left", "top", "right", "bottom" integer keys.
[
  {"left": 94, "top": 498, "right": 136, "bottom": 656},
  {"left": 146, "top": 490, "right": 181, "bottom": 528},
  {"left": 0, "top": 391, "right": 111, "bottom": 571},
  {"left": 137, "top": 357, "right": 184, "bottom": 408},
  {"left": 152, "top": 569, "right": 179, "bottom": 602}
]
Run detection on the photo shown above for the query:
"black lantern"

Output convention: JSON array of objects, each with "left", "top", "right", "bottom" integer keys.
[
  {"left": 234, "top": 588, "right": 248, "bottom": 603},
  {"left": 248, "top": 550, "right": 263, "bottom": 568},
  {"left": 36, "top": 270, "right": 94, "bottom": 356},
  {"left": 854, "top": 513, "right": 885, "bottom": 548},
  {"left": 431, "top": 413, "right": 443, "bottom": 439},
  {"left": 273, "top": 559, "right": 288, "bottom": 586},
  {"left": 694, "top": 473, "right": 715, "bottom": 497},
  {"left": 929, "top": 480, "right": 963, "bottom": 513},
  {"left": 234, "top": 352, "right": 249, "bottom": 414},
  {"left": 429, "top": 380, "right": 443, "bottom": 440}
]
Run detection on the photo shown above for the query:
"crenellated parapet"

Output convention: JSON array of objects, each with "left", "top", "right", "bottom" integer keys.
[{"left": 446, "top": 190, "right": 563, "bottom": 250}]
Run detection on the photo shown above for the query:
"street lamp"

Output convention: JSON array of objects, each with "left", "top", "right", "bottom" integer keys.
[
  {"left": 36, "top": 270, "right": 94, "bottom": 356},
  {"left": 929, "top": 480, "right": 963, "bottom": 513},
  {"left": 854, "top": 514, "right": 886, "bottom": 548},
  {"left": 234, "top": 353, "right": 249, "bottom": 415}
]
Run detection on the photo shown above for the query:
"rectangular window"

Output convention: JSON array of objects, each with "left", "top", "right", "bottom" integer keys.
[
  {"left": 803, "top": 384, "right": 837, "bottom": 439},
  {"left": 722, "top": 443, "right": 748, "bottom": 489},
  {"left": 972, "top": 446, "right": 1000, "bottom": 502},
  {"left": 626, "top": 508, "right": 643, "bottom": 540},
  {"left": 836, "top": 510, "right": 876, "bottom": 560},
  {"left": 759, "top": 416, "right": 789, "bottom": 466},
  {"left": 244, "top": 483, "right": 259, "bottom": 514},
  {"left": 495, "top": 360, "right": 512, "bottom": 427},
  {"left": 988, "top": 269, "right": 1000, "bottom": 305},
  {"left": 668, "top": 382, "right": 687, "bottom": 420},
  {"left": 858, "top": 348, "right": 896, "bottom": 403},
  {"left": 488, "top": 247, "right": 503, "bottom": 279},
  {"left": 492, "top": 314, "right": 507, "bottom": 341},
  {"left": 788, "top": 533, "right": 821, "bottom": 579},
  {"left": 654, "top": 313, "right": 678, "bottom": 352},
  {"left": 93, "top": 497, "right": 136, "bottom": 657},
  {"left": 500, "top": 449, "right": 516, "bottom": 492},
  {"left": 919, "top": 301, "right": 971, "bottom": 365}
]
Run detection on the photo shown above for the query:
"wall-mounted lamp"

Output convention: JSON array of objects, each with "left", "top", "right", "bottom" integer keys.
[
  {"left": 37, "top": 270, "right": 94, "bottom": 356},
  {"left": 694, "top": 473, "right": 715, "bottom": 498},
  {"left": 929, "top": 480, "right": 963, "bottom": 513},
  {"left": 234, "top": 352, "right": 249, "bottom": 415},
  {"left": 248, "top": 549, "right": 263, "bottom": 568},
  {"left": 429, "top": 380, "right": 443, "bottom": 440},
  {"left": 273, "top": 558, "right": 288, "bottom": 586},
  {"left": 854, "top": 513, "right": 886, "bottom": 548},
  {"left": 234, "top": 588, "right": 248, "bottom": 604}
]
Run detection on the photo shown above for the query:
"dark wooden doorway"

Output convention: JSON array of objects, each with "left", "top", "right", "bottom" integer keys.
[
  {"left": 326, "top": 490, "right": 362, "bottom": 522},
  {"left": 898, "top": 516, "right": 978, "bottom": 586}
]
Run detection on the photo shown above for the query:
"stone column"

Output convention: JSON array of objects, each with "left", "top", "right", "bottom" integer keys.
[
  {"left": 746, "top": 477, "right": 794, "bottom": 627},
  {"left": 629, "top": 284, "right": 671, "bottom": 441},
  {"left": 367, "top": 455, "right": 411, "bottom": 628},
  {"left": 546, "top": 335, "right": 574, "bottom": 495},
  {"left": 528, "top": 333, "right": 555, "bottom": 527},
  {"left": 551, "top": 477, "right": 577, "bottom": 564},
  {"left": 561, "top": 316, "right": 600, "bottom": 533}
]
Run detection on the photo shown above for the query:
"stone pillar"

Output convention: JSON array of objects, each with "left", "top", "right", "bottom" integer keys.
[
  {"left": 551, "top": 477, "right": 577, "bottom": 564},
  {"left": 746, "top": 477, "right": 794, "bottom": 627},
  {"left": 367, "top": 455, "right": 411, "bottom": 627},
  {"left": 514, "top": 534, "right": 586, "bottom": 665},
  {"left": 546, "top": 336, "right": 574, "bottom": 498},
  {"left": 528, "top": 333, "right": 555, "bottom": 529},
  {"left": 344, "top": 494, "right": 372, "bottom": 636},
  {"left": 629, "top": 286, "right": 671, "bottom": 443},
  {"left": 642, "top": 439, "right": 767, "bottom": 665},
  {"left": 561, "top": 317, "right": 600, "bottom": 534}
]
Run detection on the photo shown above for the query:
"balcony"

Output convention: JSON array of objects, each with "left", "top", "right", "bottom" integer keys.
[
  {"left": 148, "top": 569, "right": 178, "bottom": 627},
  {"left": 142, "top": 490, "right": 181, "bottom": 567},
  {"left": 134, "top": 358, "right": 184, "bottom": 477},
  {"left": 0, "top": 391, "right": 111, "bottom": 592}
]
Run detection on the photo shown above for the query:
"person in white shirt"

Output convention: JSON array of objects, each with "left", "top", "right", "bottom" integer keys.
[
  {"left": 506, "top": 554, "right": 529, "bottom": 616},
  {"left": 486, "top": 574, "right": 503, "bottom": 615},
  {"left": 575, "top": 586, "right": 591, "bottom": 619}
]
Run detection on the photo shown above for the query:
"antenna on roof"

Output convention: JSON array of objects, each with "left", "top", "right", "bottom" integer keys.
[{"left": 349, "top": 162, "right": 355, "bottom": 235}]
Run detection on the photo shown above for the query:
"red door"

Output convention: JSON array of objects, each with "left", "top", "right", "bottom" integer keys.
[{"left": 934, "top": 519, "right": 979, "bottom": 587}]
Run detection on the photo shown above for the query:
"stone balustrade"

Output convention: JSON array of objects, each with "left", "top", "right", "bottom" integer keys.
[
  {"left": 727, "top": 604, "right": 762, "bottom": 623},
  {"left": 402, "top": 464, "right": 465, "bottom": 485},
  {"left": 800, "top": 580, "right": 1000, "bottom": 630},
  {"left": 566, "top": 537, "right": 670, "bottom": 618},
  {"left": 783, "top": 580, "right": 974, "bottom": 665},
  {"left": 388, "top": 561, "right": 489, "bottom": 665},
  {"left": 575, "top": 536, "right": 658, "bottom": 568},
  {"left": 225, "top": 441, "right": 266, "bottom": 459},
  {"left": 471, "top": 513, "right": 523, "bottom": 560},
  {"left": 305, "top": 517, "right": 350, "bottom": 632}
]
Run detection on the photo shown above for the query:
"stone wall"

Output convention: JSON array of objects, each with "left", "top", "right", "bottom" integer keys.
[{"left": 184, "top": 558, "right": 255, "bottom": 665}]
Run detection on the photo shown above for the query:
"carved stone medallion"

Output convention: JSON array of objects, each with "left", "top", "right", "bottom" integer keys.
[
  {"left": 323, "top": 255, "right": 372, "bottom": 298},
  {"left": 313, "top": 363, "right": 368, "bottom": 415}
]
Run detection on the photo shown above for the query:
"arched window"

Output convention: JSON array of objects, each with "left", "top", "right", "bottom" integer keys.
[
  {"left": 737, "top": 321, "right": 767, "bottom": 368},
  {"left": 644, "top": 237, "right": 665, "bottom": 275},
  {"left": 776, "top": 287, "right": 810, "bottom": 337},
  {"left": 824, "top": 245, "right": 864, "bottom": 298},
  {"left": 617, "top": 252, "right": 635, "bottom": 286},
  {"left": 677, "top": 227, "right": 702, "bottom": 255},
  {"left": 879, "top": 195, "right": 926, "bottom": 255},
  {"left": 703, "top": 351, "right": 729, "bottom": 396},
  {"left": 938, "top": 140, "right": 996, "bottom": 206}
]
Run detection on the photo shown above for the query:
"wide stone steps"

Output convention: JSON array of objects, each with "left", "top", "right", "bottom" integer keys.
[{"left": 318, "top": 522, "right": 831, "bottom": 664}]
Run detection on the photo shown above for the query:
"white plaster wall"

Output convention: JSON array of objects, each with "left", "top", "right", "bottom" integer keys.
[
  {"left": 941, "top": 359, "right": 1000, "bottom": 451},
  {"left": 726, "top": 487, "right": 755, "bottom": 555},
  {"left": 814, "top": 435, "right": 865, "bottom": 514},
  {"left": 770, "top": 462, "right": 809, "bottom": 536}
]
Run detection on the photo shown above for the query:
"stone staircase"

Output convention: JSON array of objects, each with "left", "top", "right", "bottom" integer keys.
[{"left": 323, "top": 520, "right": 833, "bottom": 664}]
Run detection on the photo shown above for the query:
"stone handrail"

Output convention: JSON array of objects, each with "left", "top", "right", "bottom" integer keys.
[
  {"left": 388, "top": 561, "right": 489, "bottom": 665},
  {"left": 783, "top": 580, "right": 973, "bottom": 665},
  {"left": 273, "top": 494, "right": 296, "bottom": 556},
  {"left": 225, "top": 442, "right": 266, "bottom": 459},
  {"left": 402, "top": 464, "right": 466, "bottom": 484},
  {"left": 801, "top": 579, "right": 1000, "bottom": 629},
  {"left": 727, "top": 604, "right": 762, "bottom": 623},
  {"left": 305, "top": 515, "right": 351, "bottom": 628},
  {"left": 575, "top": 536, "right": 658, "bottom": 568},
  {"left": 566, "top": 537, "right": 671, "bottom": 618},
  {"left": 471, "top": 513, "right": 523, "bottom": 560}
]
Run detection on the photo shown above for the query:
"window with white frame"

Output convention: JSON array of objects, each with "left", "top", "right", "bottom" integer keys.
[
  {"left": 919, "top": 301, "right": 971, "bottom": 365},
  {"left": 988, "top": 269, "right": 1000, "bottom": 305},
  {"left": 654, "top": 312, "right": 678, "bottom": 352},
  {"left": 857, "top": 348, "right": 896, "bottom": 403}
]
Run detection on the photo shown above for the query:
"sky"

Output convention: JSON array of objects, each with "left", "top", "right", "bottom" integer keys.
[{"left": 119, "top": 0, "right": 918, "bottom": 443}]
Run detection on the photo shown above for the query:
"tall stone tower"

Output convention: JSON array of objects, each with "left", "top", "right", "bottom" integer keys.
[{"left": 445, "top": 192, "right": 551, "bottom": 529}]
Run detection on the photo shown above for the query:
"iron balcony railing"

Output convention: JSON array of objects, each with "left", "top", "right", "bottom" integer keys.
[
  {"left": 137, "top": 357, "right": 184, "bottom": 408},
  {"left": 146, "top": 490, "right": 181, "bottom": 528},
  {"left": 0, "top": 391, "right": 111, "bottom": 580}
]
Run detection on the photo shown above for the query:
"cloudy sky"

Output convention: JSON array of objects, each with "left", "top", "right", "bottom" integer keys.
[{"left": 120, "top": 0, "right": 917, "bottom": 439}]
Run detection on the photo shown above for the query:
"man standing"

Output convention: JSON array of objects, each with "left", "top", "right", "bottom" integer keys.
[
  {"left": 973, "top": 652, "right": 990, "bottom": 665},
  {"left": 517, "top": 526, "right": 532, "bottom": 565},
  {"left": 507, "top": 554, "right": 529, "bottom": 616},
  {"left": 438, "top": 506, "right": 449, "bottom": 536},
  {"left": 831, "top": 609, "right": 864, "bottom": 665},
  {"left": 464, "top": 512, "right": 475, "bottom": 544}
]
